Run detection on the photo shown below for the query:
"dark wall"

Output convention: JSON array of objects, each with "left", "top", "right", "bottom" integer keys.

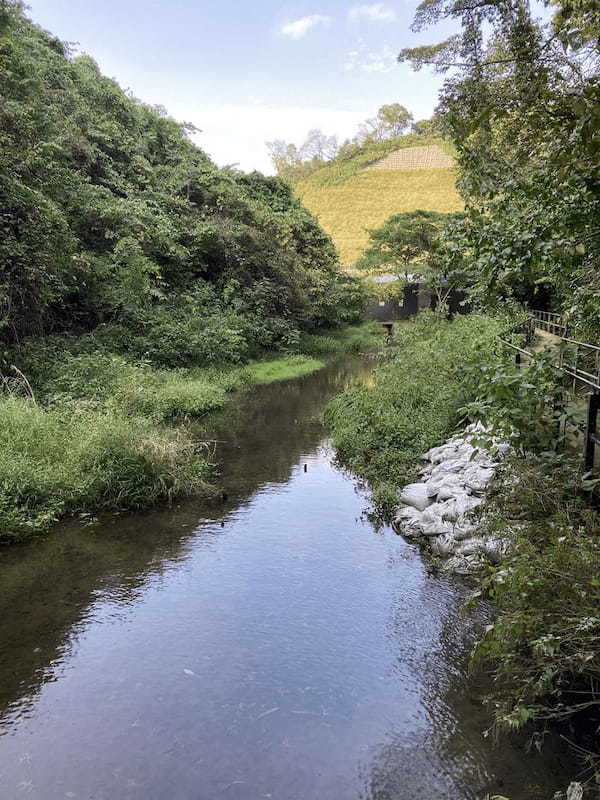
[{"left": 365, "top": 284, "right": 468, "bottom": 322}]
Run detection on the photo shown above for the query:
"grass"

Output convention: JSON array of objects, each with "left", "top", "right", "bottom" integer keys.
[
  {"left": 244, "top": 355, "right": 325, "bottom": 384},
  {"left": 0, "top": 398, "right": 212, "bottom": 543},
  {"left": 0, "top": 324, "right": 380, "bottom": 543},
  {"left": 323, "top": 313, "right": 506, "bottom": 513},
  {"left": 301, "top": 135, "right": 456, "bottom": 188},
  {"left": 297, "top": 167, "right": 463, "bottom": 265}
]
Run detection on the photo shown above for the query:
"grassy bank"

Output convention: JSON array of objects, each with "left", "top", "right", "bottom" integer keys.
[
  {"left": 0, "top": 323, "right": 381, "bottom": 544},
  {"left": 323, "top": 313, "right": 506, "bottom": 511},
  {"left": 298, "top": 168, "right": 463, "bottom": 265}
]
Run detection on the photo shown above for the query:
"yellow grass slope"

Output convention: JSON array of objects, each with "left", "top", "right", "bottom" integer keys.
[{"left": 297, "top": 165, "right": 462, "bottom": 266}]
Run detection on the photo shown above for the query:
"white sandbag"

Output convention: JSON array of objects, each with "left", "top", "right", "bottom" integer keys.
[
  {"left": 425, "top": 478, "right": 443, "bottom": 497},
  {"left": 419, "top": 502, "right": 450, "bottom": 524},
  {"left": 442, "top": 495, "right": 483, "bottom": 523},
  {"left": 481, "top": 536, "right": 508, "bottom": 564},
  {"left": 421, "top": 520, "right": 455, "bottom": 537},
  {"left": 393, "top": 506, "right": 422, "bottom": 536},
  {"left": 452, "top": 524, "right": 477, "bottom": 541},
  {"left": 430, "top": 534, "right": 456, "bottom": 558},
  {"left": 434, "top": 458, "right": 469, "bottom": 475},
  {"left": 464, "top": 467, "right": 495, "bottom": 494},
  {"left": 455, "top": 538, "right": 483, "bottom": 556},
  {"left": 436, "top": 477, "right": 469, "bottom": 501},
  {"left": 398, "top": 483, "right": 433, "bottom": 512}
]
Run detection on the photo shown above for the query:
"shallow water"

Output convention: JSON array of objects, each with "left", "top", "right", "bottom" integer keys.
[{"left": 0, "top": 357, "right": 572, "bottom": 799}]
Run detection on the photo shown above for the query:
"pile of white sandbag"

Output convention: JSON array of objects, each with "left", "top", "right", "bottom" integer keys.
[{"left": 393, "top": 422, "right": 511, "bottom": 574}]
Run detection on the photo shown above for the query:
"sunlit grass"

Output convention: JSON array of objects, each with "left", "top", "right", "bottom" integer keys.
[{"left": 297, "top": 168, "right": 463, "bottom": 265}]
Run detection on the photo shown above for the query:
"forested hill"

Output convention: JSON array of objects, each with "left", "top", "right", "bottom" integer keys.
[{"left": 0, "top": 2, "right": 362, "bottom": 363}]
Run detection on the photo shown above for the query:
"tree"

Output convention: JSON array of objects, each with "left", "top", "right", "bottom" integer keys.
[
  {"left": 357, "top": 103, "right": 413, "bottom": 142},
  {"left": 397, "top": 0, "right": 600, "bottom": 332},
  {"left": 265, "top": 139, "right": 301, "bottom": 174},
  {"left": 299, "top": 129, "right": 338, "bottom": 161},
  {"left": 411, "top": 115, "right": 443, "bottom": 136},
  {"left": 357, "top": 210, "right": 466, "bottom": 310},
  {"left": 266, "top": 129, "right": 338, "bottom": 176}
]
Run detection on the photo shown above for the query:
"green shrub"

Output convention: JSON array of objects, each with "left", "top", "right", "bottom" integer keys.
[
  {"left": 300, "top": 322, "right": 382, "bottom": 357},
  {"left": 471, "top": 452, "right": 600, "bottom": 755}
]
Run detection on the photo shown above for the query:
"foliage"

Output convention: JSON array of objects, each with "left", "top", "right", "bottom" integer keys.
[
  {"left": 299, "top": 321, "right": 383, "bottom": 356},
  {"left": 323, "top": 313, "right": 506, "bottom": 514},
  {"left": 0, "top": 4, "right": 363, "bottom": 353},
  {"left": 357, "top": 209, "right": 469, "bottom": 308},
  {"left": 266, "top": 129, "right": 339, "bottom": 182},
  {"left": 471, "top": 451, "right": 600, "bottom": 767},
  {"left": 399, "top": 0, "right": 600, "bottom": 335},
  {"left": 356, "top": 103, "right": 414, "bottom": 143},
  {"left": 0, "top": 397, "right": 213, "bottom": 543},
  {"left": 456, "top": 334, "right": 600, "bottom": 773},
  {"left": 459, "top": 347, "right": 572, "bottom": 454},
  {"left": 266, "top": 106, "right": 433, "bottom": 184},
  {"left": 0, "top": 322, "right": 374, "bottom": 542}
]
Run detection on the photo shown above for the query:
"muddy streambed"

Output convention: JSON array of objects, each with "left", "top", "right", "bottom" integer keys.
[{"left": 0, "top": 356, "right": 573, "bottom": 799}]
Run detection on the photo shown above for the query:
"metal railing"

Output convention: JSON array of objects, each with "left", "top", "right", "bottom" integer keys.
[
  {"left": 498, "top": 333, "right": 600, "bottom": 472},
  {"left": 531, "top": 309, "right": 568, "bottom": 337}
]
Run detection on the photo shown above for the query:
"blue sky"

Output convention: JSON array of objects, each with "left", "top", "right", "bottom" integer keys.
[{"left": 27, "top": 1, "right": 453, "bottom": 173}]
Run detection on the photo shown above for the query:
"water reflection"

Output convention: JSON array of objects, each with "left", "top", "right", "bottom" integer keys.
[{"left": 0, "top": 356, "right": 573, "bottom": 799}]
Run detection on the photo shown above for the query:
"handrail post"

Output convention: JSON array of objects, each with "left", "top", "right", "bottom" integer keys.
[{"left": 584, "top": 391, "right": 599, "bottom": 472}]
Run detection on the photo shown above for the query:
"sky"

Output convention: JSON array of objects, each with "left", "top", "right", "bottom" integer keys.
[{"left": 26, "top": 1, "right": 454, "bottom": 174}]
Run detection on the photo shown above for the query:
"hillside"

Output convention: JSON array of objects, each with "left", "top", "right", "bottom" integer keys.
[
  {"left": 296, "top": 138, "right": 462, "bottom": 265},
  {"left": 0, "top": 4, "right": 363, "bottom": 352}
]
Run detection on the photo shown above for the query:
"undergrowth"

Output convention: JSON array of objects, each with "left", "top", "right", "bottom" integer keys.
[
  {"left": 0, "top": 398, "right": 212, "bottom": 542},
  {"left": 461, "top": 343, "right": 600, "bottom": 786},
  {"left": 323, "top": 312, "right": 507, "bottom": 515}
]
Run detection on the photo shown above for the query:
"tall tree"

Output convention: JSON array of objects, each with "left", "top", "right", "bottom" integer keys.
[{"left": 398, "top": 0, "right": 600, "bottom": 329}]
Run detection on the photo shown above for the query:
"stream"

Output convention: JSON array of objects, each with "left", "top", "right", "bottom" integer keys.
[{"left": 0, "top": 356, "right": 573, "bottom": 799}]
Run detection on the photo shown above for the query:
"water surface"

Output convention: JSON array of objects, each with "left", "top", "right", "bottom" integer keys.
[{"left": 0, "top": 358, "right": 572, "bottom": 798}]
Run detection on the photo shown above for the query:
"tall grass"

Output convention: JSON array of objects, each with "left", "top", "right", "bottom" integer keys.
[
  {"left": 1, "top": 324, "right": 377, "bottom": 542},
  {"left": 323, "top": 313, "right": 507, "bottom": 512},
  {"left": 0, "top": 398, "right": 212, "bottom": 543}
]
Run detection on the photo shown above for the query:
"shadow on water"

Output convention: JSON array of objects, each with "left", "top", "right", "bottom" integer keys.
[{"left": 0, "top": 355, "right": 576, "bottom": 799}]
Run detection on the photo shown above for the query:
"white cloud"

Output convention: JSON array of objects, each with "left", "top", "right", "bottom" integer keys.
[
  {"left": 279, "top": 14, "right": 331, "bottom": 39},
  {"left": 348, "top": 3, "right": 397, "bottom": 23},
  {"left": 166, "top": 102, "right": 369, "bottom": 174},
  {"left": 344, "top": 42, "right": 397, "bottom": 73}
]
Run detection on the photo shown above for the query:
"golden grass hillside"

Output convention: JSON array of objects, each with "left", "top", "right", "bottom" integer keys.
[
  {"left": 296, "top": 140, "right": 463, "bottom": 265},
  {"left": 297, "top": 167, "right": 462, "bottom": 265}
]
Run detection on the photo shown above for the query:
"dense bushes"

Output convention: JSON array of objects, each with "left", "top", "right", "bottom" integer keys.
[
  {"left": 0, "top": 322, "right": 379, "bottom": 542},
  {"left": 459, "top": 345, "right": 600, "bottom": 763},
  {"left": 323, "top": 313, "right": 506, "bottom": 511},
  {"left": 472, "top": 452, "right": 600, "bottom": 751},
  {"left": 0, "top": 2, "right": 364, "bottom": 359},
  {"left": 0, "top": 3, "right": 371, "bottom": 542}
]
